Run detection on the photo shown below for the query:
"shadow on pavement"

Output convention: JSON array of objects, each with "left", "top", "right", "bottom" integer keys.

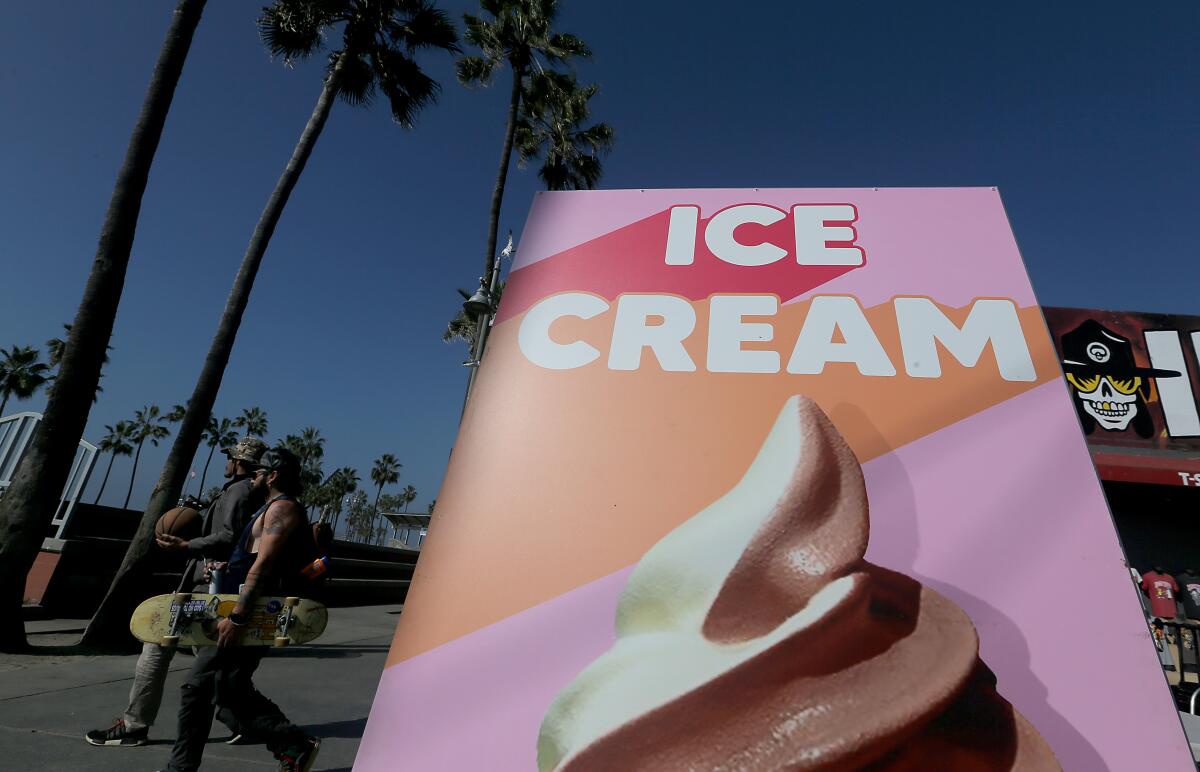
[
  {"left": 266, "top": 644, "right": 390, "bottom": 659},
  {"left": 303, "top": 716, "right": 367, "bottom": 739}
]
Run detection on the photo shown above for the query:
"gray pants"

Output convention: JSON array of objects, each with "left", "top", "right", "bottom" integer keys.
[
  {"left": 122, "top": 642, "right": 177, "bottom": 731},
  {"left": 121, "top": 642, "right": 243, "bottom": 734}
]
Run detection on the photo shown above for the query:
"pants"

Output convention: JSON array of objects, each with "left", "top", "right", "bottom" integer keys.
[
  {"left": 166, "top": 647, "right": 307, "bottom": 772},
  {"left": 122, "top": 642, "right": 175, "bottom": 731},
  {"left": 125, "top": 568, "right": 242, "bottom": 733},
  {"left": 122, "top": 642, "right": 243, "bottom": 733}
]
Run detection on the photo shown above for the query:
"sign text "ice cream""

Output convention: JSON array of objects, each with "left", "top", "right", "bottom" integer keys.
[{"left": 517, "top": 294, "right": 1036, "bottom": 380}]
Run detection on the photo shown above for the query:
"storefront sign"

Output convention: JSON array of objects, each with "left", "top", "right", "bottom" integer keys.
[
  {"left": 1044, "top": 307, "right": 1200, "bottom": 451},
  {"left": 357, "top": 189, "right": 1192, "bottom": 770}
]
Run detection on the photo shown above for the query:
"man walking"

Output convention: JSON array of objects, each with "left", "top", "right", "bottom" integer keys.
[
  {"left": 162, "top": 447, "right": 320, "bottom": 772},
  {"left": 84, "top": 436, "right": 267, "bottom": 747}
]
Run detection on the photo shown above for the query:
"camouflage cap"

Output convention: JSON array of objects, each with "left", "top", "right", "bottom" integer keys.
[{"left": 221, "top": 436, "right": 268, "bottom": 465}]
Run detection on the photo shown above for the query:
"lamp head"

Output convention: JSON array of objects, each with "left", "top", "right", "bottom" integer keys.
[{"left": 463, "top": 283, "right": 493, "bottom": 319}]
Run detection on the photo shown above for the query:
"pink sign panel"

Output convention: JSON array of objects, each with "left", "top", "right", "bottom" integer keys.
[{"left": 357, "top": 188, "right": 1191, "bottom": 770}]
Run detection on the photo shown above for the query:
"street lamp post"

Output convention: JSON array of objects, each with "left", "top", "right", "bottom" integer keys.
[{"left": 461, "top": 233, "right": 513, "bottom": 419}]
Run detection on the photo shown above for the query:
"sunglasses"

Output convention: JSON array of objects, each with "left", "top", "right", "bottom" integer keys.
[{"left": 1065, "top": 373, "right": 1142, "bottom": 395}]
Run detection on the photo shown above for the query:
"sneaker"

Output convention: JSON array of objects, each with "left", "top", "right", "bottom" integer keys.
[
  {"left": 276, "top": 736, "right": 320, "bottom": 772},
  {"left": 84, "top": 718, "right": 148, "bottom": 747}
]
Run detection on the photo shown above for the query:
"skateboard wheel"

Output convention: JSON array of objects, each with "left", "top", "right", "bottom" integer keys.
[
  {"left": 173, "top": 593, "right": 191, "bottom": 602},
  {"left": 274, "top": 636, "right": 291, "bottom": 647},
  {"left": 284, "top": 597, "right": 300, "bottom": 607},
  {"left": 161, "top": 635, "right": 180, "bottom": 647}
]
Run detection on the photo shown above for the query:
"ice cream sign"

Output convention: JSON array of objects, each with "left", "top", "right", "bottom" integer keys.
[
  {"left": 514, "top": 202, "right": 1037, "bottom": 382},
  {"left": 357, "top": 189, "right": 1194, "bottom": 771}
]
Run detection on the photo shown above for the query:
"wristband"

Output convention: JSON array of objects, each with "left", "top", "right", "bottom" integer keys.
[{"left": 228, "top": 612, "right": 249, "bottom": 626}]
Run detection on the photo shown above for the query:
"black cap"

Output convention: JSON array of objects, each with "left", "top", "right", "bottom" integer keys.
[
  {"left": 1060, "top": 319, "right": 1179, "bottom": 379},
  {"left": 258, "top": 447, "right": 300, "bottom": 475}
]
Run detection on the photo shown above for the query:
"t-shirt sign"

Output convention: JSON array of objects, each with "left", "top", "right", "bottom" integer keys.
[
  {"left": 1177, "top": 572, "right": 1200, "bottom": 619},
  {"left": 1142, "top": 571, "right": 1179, "bottom": 619}
]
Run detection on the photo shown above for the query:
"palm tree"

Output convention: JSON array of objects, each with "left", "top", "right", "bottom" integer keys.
[
  {"left": 283, "top": 426, "right": 325, "bottom": 504},
  {"left": 457, "top": 0, "right": 591, "bottom": 289},
  {"left": 427, "top": 498, "right": 436, "bottom": 515},
  {"left": 345, "top": 490, "right": 373, "bottom": 543},
  {"left": 92, "top": 422, "right": 135, "bottom": 505},
  {"left": 323, "top": 466, "right": 360, "bottom": 536},
  {"left": 0, "top": 346, "right": 52, "bottom": 417},
  {"left": 514, "top": 70, "right": 613, "bottom": 191},
  {"left": 124, "top": 405, "right": 173, "bottom": 509},
  {"left": 198, "top": 416, "right": 238, "bottom": 493},
  {"left": 45, "top": 327, "right": 70, "bottom": 369},
  {"left": 83, "top": 1, "right": 460, "bottom": 649},
  {"left": 1, "top": 0, "right": 206, "bottom": 652},
  {"left": 234, "top": 406, "right": 268, "bottom": 437},
  {"left": 310, "top": 465, "right": 345, "bottom": 526},
  {"left": 400, "top": 484, "right": 417, "bottom": 512},
  {"left": 299, "top": 426, "right": 324, "bottom": 459},
  {"left": 47, "top": 323, "right": 112, "bottom": 404},
  {"left": 370, "top": 453, "right": 402, "bottom": 543}
]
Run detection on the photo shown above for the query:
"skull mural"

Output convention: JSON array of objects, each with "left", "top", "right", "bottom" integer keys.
[
  {"left": 1059, "top": 319, "right": 1179, "bottom": 439},
  {"left": 1067, "top": 373, "right": 1141, "bottom": 431}
]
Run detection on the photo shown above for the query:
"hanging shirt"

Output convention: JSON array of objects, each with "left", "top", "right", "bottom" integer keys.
[
  {"left": 1154, "top": 626, "right": 1177, "bottom": 671},
  {"left": 1181, "top": 626, "right": 1199, "bottom": 668},
  {"left": 1141, "top": 571, "right": 1179, "bottom": 619},
  {"left": 1176, "top": 572, "right": 1200, "bottom": 620}
]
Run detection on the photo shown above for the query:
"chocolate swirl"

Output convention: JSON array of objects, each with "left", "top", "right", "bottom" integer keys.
[{"left": 537, "top": 396, "right": 1060, "bottom": 771}]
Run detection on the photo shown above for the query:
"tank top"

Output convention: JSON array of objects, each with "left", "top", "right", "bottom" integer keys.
[{"left": 220, "top": 494, "right": 315, "bottom": 595}]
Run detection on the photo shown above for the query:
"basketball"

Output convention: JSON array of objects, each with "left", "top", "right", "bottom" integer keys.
[{"left": 156, "top": 506, "right": 201, "bottom": 540}]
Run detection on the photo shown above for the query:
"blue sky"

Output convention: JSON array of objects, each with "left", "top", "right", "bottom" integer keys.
[{"left": 1, "top": 1, "right": 1197, "bottom": 519}]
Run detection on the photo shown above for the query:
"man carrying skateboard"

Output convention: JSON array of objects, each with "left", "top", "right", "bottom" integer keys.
[
  {"left": 84, "top": 436, "right": 268, "bottom": 747},
  {"left": 162, "top": 447, "right": 321, "bottom": 772}
]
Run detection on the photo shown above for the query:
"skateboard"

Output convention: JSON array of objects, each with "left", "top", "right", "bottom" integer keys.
[{"left": 130, "top": 592, "right": 328, "bottom": 648}]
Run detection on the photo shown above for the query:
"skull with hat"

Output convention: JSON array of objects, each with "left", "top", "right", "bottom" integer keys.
[{"left": 1059, "top": 319, "right": 1179, "bottom": 437}]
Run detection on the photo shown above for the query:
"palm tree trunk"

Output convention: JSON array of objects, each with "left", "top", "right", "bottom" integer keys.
[
  {"left": 123, "top": 441, "right": 145, "bottom": 509},
  {"left": 93, "top": 453, "right": 118, "bottom": 505},
  {"left": 372, "top": 485, "right": 382, "bottom": 537},
  {"left": 0, "top": 392, "right": 9, "bottom": 417},
  {"left": 0, "top": 0, "right": 205, "bottom": 652},
  {"left": 465, "top": 66, "right": 523, "bottom": 405},
  {"left": 198, "top": 443, "right": 216, "bottom": 494},
  {"left": 81, "top": 51, "right": 348, "bottom": 649},
  {"left": 483, "top": 64, "right": 524, "bottom": 283}
]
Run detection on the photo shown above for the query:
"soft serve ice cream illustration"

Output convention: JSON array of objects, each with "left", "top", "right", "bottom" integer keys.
[{"left": 537, "top": 395, "right": 1060, "bottom": 771}]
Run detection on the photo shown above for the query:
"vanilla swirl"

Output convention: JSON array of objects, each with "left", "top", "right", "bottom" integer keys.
[{"left": 538, "top": 396, "right": 1060, "bottom": 771}]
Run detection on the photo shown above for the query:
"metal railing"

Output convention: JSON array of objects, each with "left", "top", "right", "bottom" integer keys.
[{"left": 0, "top": 412, "right": 98, "bottom": 540}]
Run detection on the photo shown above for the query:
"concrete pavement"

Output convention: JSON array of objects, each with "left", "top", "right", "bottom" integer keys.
[{"left": 0, "top": 604, "right": 401, "bottom": 771}]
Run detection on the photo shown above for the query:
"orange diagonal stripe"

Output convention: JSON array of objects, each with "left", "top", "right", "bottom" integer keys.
[{"left": 387, "top": 299, "right": 1060, "bottom": 666}]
